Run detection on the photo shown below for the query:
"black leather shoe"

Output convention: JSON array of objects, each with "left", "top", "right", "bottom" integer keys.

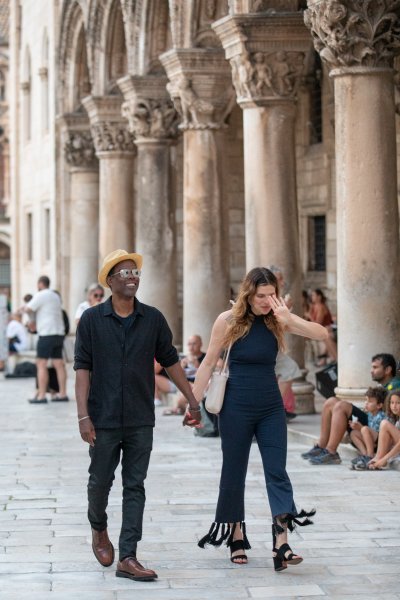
[{"left": 28, "top": 397, "right": 48, "bottom": 404}]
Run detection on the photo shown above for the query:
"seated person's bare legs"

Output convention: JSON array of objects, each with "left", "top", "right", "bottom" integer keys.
[
  {"left": 325, "top": 401, "right": 352, "bottom": 454},
  {"left": 317, "top": 396, "right": 341, "bottom": 448},
  {"left": 163, "top": 393, "right": 187, "bottom": 415},
  {"left": 155, "top": 373, "right": 176, "bottom": 406},
  {"left": 369, "top": 421, "right": 400, "bottom": 470},
  {"left": 350, "top": 426, "right": 377, "bottom": 459},
  {"left": 303, "top": 397, "right": 352, "bottom": 463}
]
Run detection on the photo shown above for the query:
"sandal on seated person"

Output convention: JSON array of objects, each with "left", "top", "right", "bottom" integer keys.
[{"left": 230, "top": 539, "right": 248, "bottom": 564}]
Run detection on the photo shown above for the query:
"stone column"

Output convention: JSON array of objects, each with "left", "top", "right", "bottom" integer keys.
[
  {"left": 62, "top": 114, "right": 99, "bottom": 328},
  {"left": 160, "top": 49, "right": 235, "bottom": 347},
  {"left": 214, "top": 13, "right": 312, "bottom": 397},
  {"left": 305, "top": 0, "right": 400, "bottom": 397},
  {"left": 118, "top": 75, "right": 180, "bottom": 338},
  {"left": 82, "top": 96, "right": 135, "bottom": 261}
]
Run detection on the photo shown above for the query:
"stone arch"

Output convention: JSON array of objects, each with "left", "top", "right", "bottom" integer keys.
[
  {"left": 59, "top": 0, "right": 91, "bottom": 113},
  {"left": 104, "top": 0, "right": 127, "bottom": 93},
  {"left": 86, "top": 0, "right": 129, "bottom": 94},
  {"left": 125, "top": 0, "right": 171, "bottom": 75},
  {"left": 192, "top": 0, "right": 229, "bottom": 48}
]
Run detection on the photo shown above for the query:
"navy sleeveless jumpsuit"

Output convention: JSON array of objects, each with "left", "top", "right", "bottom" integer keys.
[{"left": 199, "top": 315, "right": 297, "bottom": 547}]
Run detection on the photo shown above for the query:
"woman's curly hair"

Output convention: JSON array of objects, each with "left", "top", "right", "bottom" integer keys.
[{"left": 222, "top": 267, "right": 285, "bottom": 351}]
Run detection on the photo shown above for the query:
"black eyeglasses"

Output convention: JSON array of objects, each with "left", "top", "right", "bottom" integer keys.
[
  {"left": 93, "top": 293, "right": 104, "bottom": 299},
  {"left": 109, "top": 268, "right": 142, "bottom": 279}
]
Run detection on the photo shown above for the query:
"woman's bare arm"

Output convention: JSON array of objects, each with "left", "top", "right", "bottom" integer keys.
[{"left": 191, "top": 310, "right": 231, "bottom": 403}]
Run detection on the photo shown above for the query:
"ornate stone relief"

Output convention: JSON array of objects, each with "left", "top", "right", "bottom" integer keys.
[
  {"left": 230, "top": 50, "right": 305, "bottom": 102},
  {"left": 121, "top": 97, "right": 180, "bottom": 140},
  {"left": 304, "top": 0, "right": 400, "bottom": 69},
  {"left": 166, "top": 76, "right": 235, "bottom": 130},
  {"left": 228, "top": 0, "right": 299, "bottom": 12},
  {"left": 91, "top": 122, "right": 135, "bottom": 153},
  {"left": 65, "top": 131, "right": 97, "bottom": 168}
]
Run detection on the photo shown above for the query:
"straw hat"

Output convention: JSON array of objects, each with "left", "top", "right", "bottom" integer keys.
[{"left": 98, "top": 249, "right": 143, "bottom": 288}]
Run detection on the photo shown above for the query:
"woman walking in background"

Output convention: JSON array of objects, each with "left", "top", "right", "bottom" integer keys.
[{"left": 184, "top": 267, "right": 328, "bottom": 570}]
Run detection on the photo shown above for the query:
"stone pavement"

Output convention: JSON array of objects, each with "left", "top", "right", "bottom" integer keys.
[{"left": 0, "top": 369, "right": 399, "bottom": 600}]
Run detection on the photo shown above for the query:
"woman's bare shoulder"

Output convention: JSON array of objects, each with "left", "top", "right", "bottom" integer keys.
[
  {"left": 212, "top": 309, "right": 232, "bottom": 331},
  {"left": 216, "top": 309, "right": 233, "bottom": 322}
]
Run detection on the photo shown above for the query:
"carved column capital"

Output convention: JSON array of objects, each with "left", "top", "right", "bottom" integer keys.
[
  {"left": 304, "top": 0, "right": 400, "bottom": 70},
  {"left": 82, "top": 95, "right": 135, "bottom": 155},
  {"left": 59, "top": 113, "right": 98, "bottom": 170},
  {"left": 65, "top": 130, "right": 97, "bottom": 168},
  {"left": 118, "top": 75, "right": 180, "bottom": 141},
  {"left": 213, "top": 13, "right": 311, "bottom": 107},
  {"left": 160, "top": 49, "right": 236, "bottom": 130},
  {"left": 230, "top": 49, "right": 305, "bottom": 104}
]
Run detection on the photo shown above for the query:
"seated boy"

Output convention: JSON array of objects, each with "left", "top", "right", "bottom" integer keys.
[{"left": 349, "top": 386, "right": 387, "bottom": 470}]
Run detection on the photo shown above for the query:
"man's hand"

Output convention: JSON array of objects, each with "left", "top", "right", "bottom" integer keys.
[
  {"left": 348, "top": 420, "right": 362, "bottom": 431},
  {"left": 79, "top": 417, "right": 96, "bottom": 446}
]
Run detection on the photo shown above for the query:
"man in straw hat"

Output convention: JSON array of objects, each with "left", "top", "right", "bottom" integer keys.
[{"left": 74, "top": 249, "right": 201, "bottom": 582}]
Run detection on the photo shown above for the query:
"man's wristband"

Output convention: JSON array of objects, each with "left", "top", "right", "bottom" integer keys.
[
  {"left": 188, "top": 406, "right": 201, "bottom": 413},
  {"left": 78, "top": 415, "right": 90, "bottom": 422}
]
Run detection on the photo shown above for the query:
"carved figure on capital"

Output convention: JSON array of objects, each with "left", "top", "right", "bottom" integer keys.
[
  {"left": 167, "top": 76, "right": 215, "bottom": 129},
  {"left": 231, "top": 50, "right": 304, "bottom": 101},
  {"left": 65, "top": 131, "right": 97, "bottom": 168},
  {"left": 122, "top": 98, "right": 179, "bottom": 140},
  {"left": 92, "top": 122, "right": 135, "bottom": 153},
  {"left": 231, "top": 52, "right": 255, "bottom": 98},
  {"left": 304, "top": 0, "right": 400, "bottom": 69}
]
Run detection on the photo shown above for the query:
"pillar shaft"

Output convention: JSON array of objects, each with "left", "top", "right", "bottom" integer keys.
[
  {"left": 117, "top": 75, "right": 180, "bottom": 338},
  {"left": 135, "top": 140, "right": 178, "bottom": 335},
  {"left": 82, "top": 96, "right": 135, "bottom": 265},
  {"left": 97, "top": 152, "right": 134, "bottom": 257},
  {"left": 305, "top": 0, "right": 400, "bottom": 396},
  {"left": 334, "top": 69, "right": 400, "bottom": 392},
  {"left": 183, "top": 129, "right": 229, "bottom": 346},
  {"left": 69, "top": 168, "right": 99, "bottom": 324},
  {"left": 62, "top": 120, "right": 99, "bottom": 329},
  {"left": 160, "top": 49, "right": 234, "bottom": 347},
  {"left": 213, "top": 13, "right": 310, "bottom": 365}
]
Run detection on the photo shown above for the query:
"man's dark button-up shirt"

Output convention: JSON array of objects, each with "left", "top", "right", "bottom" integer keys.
[{"left": 74, "top": 297, "right": 179, "bottom": 428}]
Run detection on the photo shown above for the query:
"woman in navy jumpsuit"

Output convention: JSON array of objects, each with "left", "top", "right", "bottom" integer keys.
[{"left": 184, "top": 268, "right": 328, "bottom": 570}]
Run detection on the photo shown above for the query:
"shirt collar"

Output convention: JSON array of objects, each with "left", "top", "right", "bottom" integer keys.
[{"left": 103, "top": 296, "right": 144, "bottom": 318}]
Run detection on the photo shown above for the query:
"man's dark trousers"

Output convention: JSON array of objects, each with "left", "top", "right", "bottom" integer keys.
[{"left": 87, "top": 426, "right": 153, "bottom": 560}]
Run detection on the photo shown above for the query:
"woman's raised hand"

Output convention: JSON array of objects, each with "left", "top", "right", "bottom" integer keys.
[{"left": 268, "top": 294, "right": 292, "bottom": 326}]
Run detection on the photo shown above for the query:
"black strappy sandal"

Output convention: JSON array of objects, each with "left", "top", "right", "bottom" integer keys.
[
  {"left": 274, "top": 542, "right": 303, "bottom": 568},
  {"left": 230, "top": 539, "right": 248, "bottom": 564},
  {"left": 272, "top": 525, "right": 287, "bottom": 571},
  {"left": 272, "top": 509, "right": 315, "bottom": 572}
]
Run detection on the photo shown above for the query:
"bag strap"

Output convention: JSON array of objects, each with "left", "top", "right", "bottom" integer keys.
[{"left": 219, "top": 342, "right": 232, "bottom": 376}]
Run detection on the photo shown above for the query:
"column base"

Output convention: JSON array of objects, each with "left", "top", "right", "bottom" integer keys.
[
  {"left": 293, "top": 379, "right": 315, "bottom": 415},
  {"left": 334, "top": 387, "right": 368, "bottom": 405}
]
